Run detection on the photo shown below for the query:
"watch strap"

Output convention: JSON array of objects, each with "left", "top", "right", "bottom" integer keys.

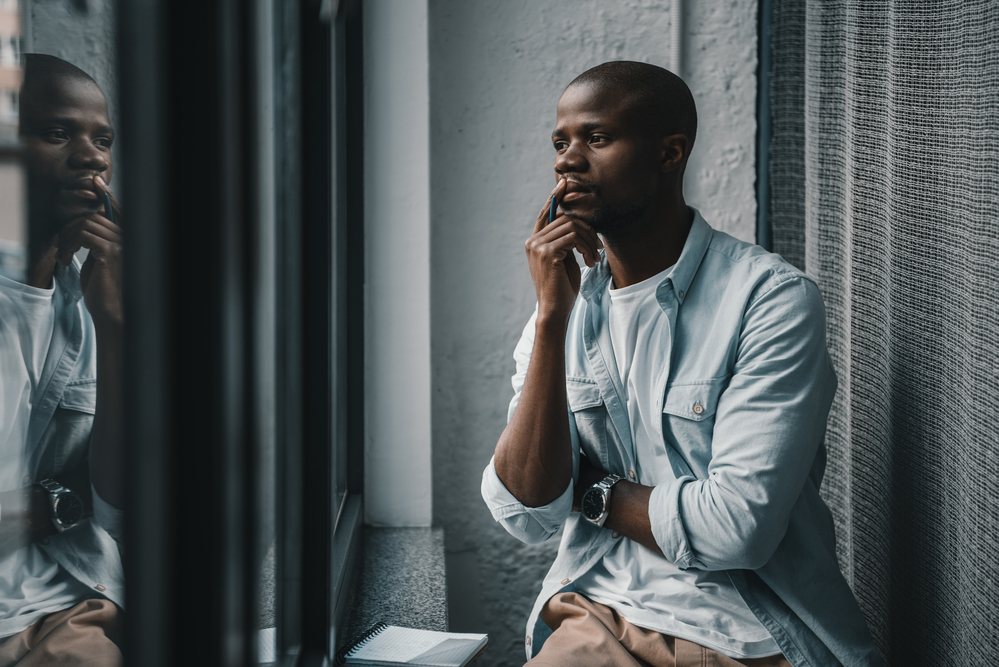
[
  {"left": 594, "top": 473, "right": 623, "bottom": 493},
  {"left": 37, "top": 479, "right": 68, "bottom": 494}
]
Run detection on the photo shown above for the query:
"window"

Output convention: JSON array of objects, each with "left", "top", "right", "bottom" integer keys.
[
  {"left": 115, "top": 0, "right": 364, "bottom": 664},
  {"left": 0, "top": 1, "right": 363, "bottom": 664}
]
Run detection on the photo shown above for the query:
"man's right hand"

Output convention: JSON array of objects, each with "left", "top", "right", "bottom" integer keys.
[
  {"left": 54, "top": 175, "right": 124, "bottom": 331},
  {"left": 526, "top": 178, "right": 603, "bottom": 322}
]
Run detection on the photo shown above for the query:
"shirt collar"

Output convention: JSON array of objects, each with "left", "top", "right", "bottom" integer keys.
[
  {"left": 580, "top": 207, "right": 713, "bottom": 305},
  {"left": 54, "top": 255, "right": 84, "bottom": 303},
  {"left": 668, "top": 207, "right": 712, "bottom": 304}
]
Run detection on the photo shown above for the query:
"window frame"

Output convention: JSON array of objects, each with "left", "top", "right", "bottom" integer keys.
[{"left": 119, "top": 0, "right": 364, "bottom": 664}]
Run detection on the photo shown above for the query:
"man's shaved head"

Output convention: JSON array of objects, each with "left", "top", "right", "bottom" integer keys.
[
  {"left": 20, "top": 54, "right": 103, "bottom": 125},
  {"left": 566, "top": 61, "right": 697, "bottom": 158}
]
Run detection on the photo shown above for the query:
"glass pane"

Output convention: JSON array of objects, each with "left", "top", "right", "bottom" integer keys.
[{"left": 0, "top": 0, "right": 125, "bottom": 659}]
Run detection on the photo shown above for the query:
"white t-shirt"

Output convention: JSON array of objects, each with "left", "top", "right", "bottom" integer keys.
[
  {"left": 574, "top": 266, "right": 781, "bottom": 659},
  {"left": 0, "top": 272, "right": 94, "bottom": 638}
]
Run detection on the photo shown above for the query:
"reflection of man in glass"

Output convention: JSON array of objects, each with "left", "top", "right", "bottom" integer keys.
[{"left": 0, "top": 54, "right": 123, "bottom": 665}]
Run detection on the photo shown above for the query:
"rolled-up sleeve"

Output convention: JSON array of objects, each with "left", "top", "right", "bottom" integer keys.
[
  {"left": 481, "top": 456, "right": 573, "bottom": 544},
  {"left": 649, "top": 275, "right": 837, "bottom": 571}
]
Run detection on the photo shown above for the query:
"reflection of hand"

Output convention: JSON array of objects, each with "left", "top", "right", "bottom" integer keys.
[
  {"left": 55, "top": 175, "right": 123, "bottom": 329},
  {"left": 525, "top": 179, "right": 602, "bottom": 323}
]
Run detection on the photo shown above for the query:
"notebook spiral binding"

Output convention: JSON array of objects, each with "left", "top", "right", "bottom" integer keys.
[{"left": 334, "top": 621, "right": 389, "bottom": 666}]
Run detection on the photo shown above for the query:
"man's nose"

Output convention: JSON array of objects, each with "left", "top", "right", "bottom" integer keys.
[
  {"left": 555, "top": 141, "right": 587, "bottom": 175},
  {"left": 68, "top": 140, "right": 110, "bottom": 173}
]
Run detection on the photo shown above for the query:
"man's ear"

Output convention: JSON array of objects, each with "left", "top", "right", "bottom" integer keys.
[{"left": 660, "top": 134, "right": 688, "bottom": 174}]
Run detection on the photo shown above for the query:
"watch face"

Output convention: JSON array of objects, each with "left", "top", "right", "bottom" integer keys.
[
  {"left": 582, "top": 489, "right": 605, "bottom": 521},
  {"left": 54, "top": 493, "right": 83, "bottom": 526}
]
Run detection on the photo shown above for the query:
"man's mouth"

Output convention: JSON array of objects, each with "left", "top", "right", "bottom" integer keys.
[
  {"left": 63, "top": 188, "right": 99, "bottom": 200},
  {"left": 562, "top": 179, "right": 596, "bottom": 203},
  {"left": 59, "top": 176, "right": 101, "bottom": 200}
]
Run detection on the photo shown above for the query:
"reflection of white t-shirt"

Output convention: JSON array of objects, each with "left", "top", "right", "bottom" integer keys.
[
  {"left": 0, "top": 271, "right": 93, "bottom": 638},
  {"left": 574, "top": 266, "right": 781, "bottom": 659}
]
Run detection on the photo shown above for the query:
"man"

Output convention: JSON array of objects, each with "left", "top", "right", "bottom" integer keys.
[
  {"left": 0, "top": 54, "right": 124, "bottom": 665},
  {"left": 481, "top": 62, "right": 883, "bottom": 666}
]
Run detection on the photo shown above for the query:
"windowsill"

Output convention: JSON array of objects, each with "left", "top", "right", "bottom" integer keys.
[{"left": 336, "top": 526, "right": 448, "bottom": 651}]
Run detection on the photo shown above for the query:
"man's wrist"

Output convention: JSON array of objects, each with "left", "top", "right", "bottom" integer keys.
[{"left": 535, "top": 312, "right": 569, "bottom": 336}]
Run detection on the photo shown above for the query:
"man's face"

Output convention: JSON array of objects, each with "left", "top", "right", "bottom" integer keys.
[
  {"left": 21, "top": 77, "right": 114, "bottom": 236},
  {"left": 552, "top": 83, "right": 661, "bottom": 235}
]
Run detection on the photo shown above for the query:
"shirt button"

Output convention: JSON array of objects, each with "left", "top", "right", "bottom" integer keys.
[
  {"left": 611, "top": 531, "right": 620, "bottom": 538},
  {"left": 526, "top": 636, "right": 531, "bottom": 646},
  {"left": 94, "top": 584, "right": 106, "bottom": 592},
  {"left": 22, "top": 475, "right": 31, "bottom": 485},
  {"left": 628, "top": 470, "right": 636, "bottom": 480},
  {"left": 560, "top": 578, "right": 570, "bottom": 585},
  {"left": 40, "top": 538, "right": 49, "bottom": 545},
  {"left": 693, "top": 403, "right": 704, "bottom": 415},
  {"left": 678, "top": 290, "right": 685, "bottom": 299}
]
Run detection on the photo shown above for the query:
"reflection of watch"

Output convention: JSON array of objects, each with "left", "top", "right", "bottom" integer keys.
[
  {"left": 36, "top": 480, "right": 83, "bottom": 532},
  {"left": 581, "top": 474, "right": 623, "bottom": 527}
]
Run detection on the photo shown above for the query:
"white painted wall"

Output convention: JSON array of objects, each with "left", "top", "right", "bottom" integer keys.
[
  {"left": 426, "top": 0, "right": 758, "bottom": 662},
  {"left": 363, "top": 0, "right": 433, "bottom": 527}
]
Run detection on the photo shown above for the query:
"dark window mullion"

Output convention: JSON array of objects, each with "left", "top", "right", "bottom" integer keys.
[{"left": 299, "top": 0, "right": 334, "bottom": 660}]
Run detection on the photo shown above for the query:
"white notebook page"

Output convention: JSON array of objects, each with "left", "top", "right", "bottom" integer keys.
[{"left": 348, "top": 626, "right": 486, "bottom": 665}]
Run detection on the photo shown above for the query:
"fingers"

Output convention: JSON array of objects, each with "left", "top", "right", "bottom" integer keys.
[
  {"left": 55, "top": 215, "right": 123, "bottom": 266},
  {"left": 534, "top": 178, "right": 568, "bottom": 234},
  {"left": 533, "top": 215, "right": 602, "bottom": 267}
]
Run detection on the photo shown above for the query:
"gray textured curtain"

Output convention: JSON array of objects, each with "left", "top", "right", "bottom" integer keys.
[{"left": 769, "top": 1, "right": 999, "bottom": 664}]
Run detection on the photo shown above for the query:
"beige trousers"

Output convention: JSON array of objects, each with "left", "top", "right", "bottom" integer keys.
[
  {"left": 0, "top": 599, "right": 122, "bottom": 667},
  {"left": 526, "top": 593, "right": 793, "bottom": 667}
]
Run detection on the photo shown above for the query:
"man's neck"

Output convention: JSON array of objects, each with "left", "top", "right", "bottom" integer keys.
[{"left": 602, "top": 195, "right": 693, "bottom": 289}]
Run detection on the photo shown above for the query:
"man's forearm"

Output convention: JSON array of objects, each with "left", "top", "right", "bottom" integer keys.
[
  {"left": 602, "top": 481, "right": 662, "bottom": 555},
  {"left": 89, "top": 322, "right": 125, "bottom": 509},
  {"left": 494, "top": 315, "right": 574, "bottom": 508}
]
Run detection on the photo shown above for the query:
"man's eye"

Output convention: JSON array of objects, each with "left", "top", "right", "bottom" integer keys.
[
  {"left": 45, "top": 130, "right": 69, "bottom": 142},
  {"left": 95, "top": 138, "right": 113, "bottom": 149},
  {"left": 554, "top": 141, "right": 568, "bottom": 151},
  {"left": 589, "top": 135, "right": 608, "bottom": 144}
]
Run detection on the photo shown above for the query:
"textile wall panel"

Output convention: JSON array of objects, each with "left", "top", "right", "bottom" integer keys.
[{"left": 769, "top": 1, "right": 999, "bottom": 664}]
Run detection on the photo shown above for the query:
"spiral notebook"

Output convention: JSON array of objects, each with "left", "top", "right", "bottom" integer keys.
[{"left": 335, "top": 622, "right": 488, "bottom": 667}]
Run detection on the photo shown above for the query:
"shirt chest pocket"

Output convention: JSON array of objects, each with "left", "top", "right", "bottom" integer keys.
[
  {"left": 566, "top": 379, "right": 611, "bottom": 472},
  {"left": 44, "top": 381, "right": 97, "bottom": 475},
  {"left": 661, "top": 378, "right": 726, "bottom": 475}
]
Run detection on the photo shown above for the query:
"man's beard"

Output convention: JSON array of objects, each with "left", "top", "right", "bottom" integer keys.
[{"left": 580, "top": 191, "right": 655, "bottom": 237}]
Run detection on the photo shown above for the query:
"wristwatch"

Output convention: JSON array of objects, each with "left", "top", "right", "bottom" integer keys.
[
  {"left": 36, "top": 479, "right": 84, "bottom": 533},
  {"left": 581, "top": 473, "right": 623, "bottom": 527}
]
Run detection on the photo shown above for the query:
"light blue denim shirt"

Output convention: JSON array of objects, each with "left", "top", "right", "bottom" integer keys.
[
  {"left": 0, "top": 256, "right": 124, "bottom": 619},
  {"left": 481, "top": 210, "right": 883, "bottom": 666}
]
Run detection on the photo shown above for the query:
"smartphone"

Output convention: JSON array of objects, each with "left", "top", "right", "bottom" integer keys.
[{"left": 549, "top": 195, "right": 557, "bottom": 224}]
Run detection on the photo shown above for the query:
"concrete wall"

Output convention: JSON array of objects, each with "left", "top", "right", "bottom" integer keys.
[{"left": 427, "top": 1, "right": 758, "bottom": 663}]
